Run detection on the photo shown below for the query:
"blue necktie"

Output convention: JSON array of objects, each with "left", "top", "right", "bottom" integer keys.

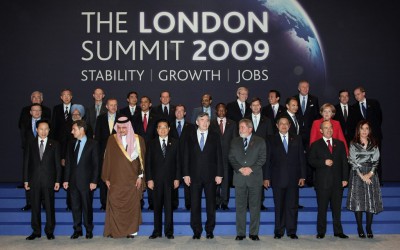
[
  {"left": 177, "top": 121, "right": 182, "bottom": 137},
  {"left": 301, "top": 96, "right": 306, "bottom": 115},
  {"left": 361, "top": 102, "right": 367, "bottom": 118},
  {"left": 200, "top": 133, "right": 205, "bottom": 151},
  {"left": 32, "top": 119, "right": 37, "bottom": 137},
  {"left": 283, "top": 135, "right": 288, "bottom": 153},
  {"left": 240, "top": 103, "right": 245, "bottom": 117},
  {"left": 74, "top": 140, "right": 81, "bottom": 164}
]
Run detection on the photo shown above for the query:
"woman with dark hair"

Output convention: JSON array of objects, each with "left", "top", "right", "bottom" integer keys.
[{"left": 346, "top": 120, "right": 383, "bottom": 238}]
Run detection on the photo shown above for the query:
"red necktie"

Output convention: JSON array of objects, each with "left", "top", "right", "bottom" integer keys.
[
  {"left": 327, "top": 139, "right": 333, "bottom": 153},
  {"left": 219, "top": 119, "right": 224, "bottom": 135},
  {"left": 143, "top": 113, "right": 148, "bottom": 132}
]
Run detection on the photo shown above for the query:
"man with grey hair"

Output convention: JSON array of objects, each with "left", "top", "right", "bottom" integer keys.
[{"left": 226, "top": 87, "right": 252, "bottom": 123}]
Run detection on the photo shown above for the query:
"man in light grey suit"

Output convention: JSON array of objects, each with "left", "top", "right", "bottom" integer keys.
[
  {"left": 229, "top": 119, "right": 267, "bottom": 241},
  {"left": 85, "top": 88, "right": 107, "bottom": 134},
  {"left": 191, "top": 94, "right": 216, "bottom": 123}
]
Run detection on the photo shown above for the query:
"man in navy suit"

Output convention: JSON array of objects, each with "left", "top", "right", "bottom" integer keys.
[
  {"left": 264, "top": 117, "right": 306, "bottom": 239},
  {"left": 64, "top": 120, "right": 99, "bottom": 239},
  {"left": 226, "top": 87, "right": 252, "bottom": 124},
  {"left": 153, "top": 91, "right": 175, "bottom": 123},
  {"left": 262, "top": 90, "right": 285, "bottom": 126},
  {"left": 333, "top": 90, "right": 356, "bottom": 146},
  {"left": 183, "top": 112, "right": 223, "bottom": 239},
  {"left": 85, "top": 88, "right": 107, "bottom": 133},
  {"left": 24, "top": 120, "right": 61, "bottom": 240},
  {"left": 119, "top": 91, "right": 141, "bottom": 126},
  {"left": 191, "top": 94, "right": 216, "bottom": 123}
]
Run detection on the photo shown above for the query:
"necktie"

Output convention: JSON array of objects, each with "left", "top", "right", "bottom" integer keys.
[
  {"left": 74, "top": 140, "right": 81, "bottom": 164},
  {"left": 219, "top": 119, "right": 224, "bottom": 135},
  {"left": 240, "top": 103, "right": 245, "bottom": 117},
  {"left": 283, "top": 135, "right": 288, "bottom": 153},
  {"left": 343, "top": 105, "right": 348, "bottom": 122},
  {"left": 327, "top": 139, "right": 333, "bottom": 153},
  {"left": 39, "top": 140, "right": 44, "bottom": 160},
  {"left": 32, "top": 119, "right": 37, "bottom": 137},
  {"left": 273, "top": 105, "right": 277, "bottom": 118},
  {"left": 177, "top": 121, "right": 182, "bottom": 137},
  {"left": 163, "top": 106, "right": 168, "bottom": 116},
  {"left": 244, "top": 138, "right": 248, "bottom": 152},
  {"left": 200, "top": 133, "right": 205, "bottom": 151},
  {"left": 301, "top": 96, "right": 306, "bottom": 115},
  {"left": 143, "top": 113, "right": 148, "bottom": 132},
  {"left": 96, "top": 105, "right": 100, "bottom": 117},
  {"left": 292, "top": 115, "right": 299, "bottom": 135},
  {"left": 108, "top": 116, "right": 114, "bottom": 134},
  {"left": 65, "top": 106, "right": 69, "bottom": 120},
  {"left": 162, "top": 139, "right": 166, "bottom": 158},
  {"left": 361, "top": 102, "right": 367, "bottom": 118},
  {"left": 253, "top": 115, "right": 258, "bottom": 132},
  {"left": 130, "top": 107, "right": 134, "bottom": 116}
]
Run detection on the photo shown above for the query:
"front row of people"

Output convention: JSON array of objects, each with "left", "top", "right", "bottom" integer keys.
[{"left": 23, "top": 115, "right": 382, "bottom": 240}]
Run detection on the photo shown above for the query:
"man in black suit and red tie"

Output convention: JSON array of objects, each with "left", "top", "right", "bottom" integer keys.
[
  {"left": 183, "top": 112, "right": 223, "bottom": 240},
  {"left": 119, "top": 91, "right": 141, "bottom": 126},
  {"left": 226, "top": 87, "right": 252, "bottom": 124},
  {"left": 308, "top": 120, "right": 349, "bottom": 239},
  {"left": 262, "top": 90, "right": 285, "bottom": 125},
  {"left": 146, "top": 119, "right": 181, "bottom": 239},
  {"left": 264, "top": 117, "right": 306, "bottom": 239},
  {"left": 24, "top": 119, "right": 61, "bottom": 240},
  {"left": 63, "top": 120, "right": 99, "bottom": 239}
]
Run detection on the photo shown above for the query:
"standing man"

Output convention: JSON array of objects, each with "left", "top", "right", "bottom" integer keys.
[
  {"left": 191, "top": 94, "right": 216, "bottom": 123},
  {"left": 226, "top": 87, "right": 252, "bottom": 123},
  {"left": 102, "top": 116, "right": 146, "bottom": 238},
  {"left": 262, "top": 89, "right": 285, "bottom": 123},
  {"left": 24, "top": 120, "right": 61, "bottom": 240},
  {"left": 264, "top": 117, "right": 306, "bottom": 239},
  {"left": 95, "top": 98, "right": 121, "bottom": 210},
  {"left": 86, "top": 88, "right": 107, "bottom": 134},
  {"left": 63, "top": 120, "right": 99, "bottom": 239},
  {"left": 146, "top": 119, "right": 180, "bottom": 239},
  {"left": 308, "top": 121, "right": 349, "bottom": 239},
  {"left": 333, "top": 90, "right": 356, "bottom": 146},
  {"left": 120, "top": 91, "right": 141, "bottom": 125},
  {"left": 19, "top": 91, "right": 51, "bottom": 134},
  {"left": 211, "top": 103, "right": 237, "bottom": 210},
  {"left": 183, "top": 113, "right": 223, "bottom": 239},
  {"left": 229, "top": 119, "right": 266, "bottom": 241},
  {"left": 154, "top": 91, "right": 175, "bottom": 123}
]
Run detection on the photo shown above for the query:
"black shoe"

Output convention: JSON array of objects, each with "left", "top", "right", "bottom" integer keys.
[
  {"left": 316, "top": 234, "right": 325, "bottom": 239},
  {"left": 216, "top": 204, "right": 220, "bottom": 210},
  {"left": 185, "top": 205, "right": 191, "bottom": 210},
  {"left": 206, "top": 233, "right": 214, "bottom": 239},
  {"left": 166, "top": 235, "right": 174, "bottom": 239},
  {"left": 70, "top": 231, "right": 83, "bottom": 239},
  {"left": 66, "top": 206, "right": 72, "bottom": 211},
  {"left": 334, "top": 233, "right": 349, "bottom": 239},
  {"left": 46, "top": 233, "right": 55, "bottom": 240},
  {"left": 235, "top": 235, "right": 245, "bottom": 240},
  {"left": 126, "top": 235, "right": 135, "bottom": 238},
  {"left": 192, "top": 234, "right": 200, "bottom": 239},
  {"left": 149, "top": 234, "right": 161, "bottom": 239},
  {"left": 366, "top": 229, "right": 373, "bottom": 239},
  {"left": 260, "top": 205, "right": 267, "bottom": 211},
  {"left": 358, "top": 233, "right": 366, "bottom": 238},
  {"left": 86, "top": 232, "right": 93, "bottom": 239},
  {"left": 221, "top": 204, "right": 229, "bottom": 210},
  {"left": 249, "top": 235, "right": 260, "bottom": 241},
  {"left": 26, "top": 233, "right": 41, "bottom": 240},
  {"left": 288, "top": 234, "right": 298, "bottom": 239},
  {"left": 21, "top": 205, "right": 31, "bottom": 211},
  {"left": 100, "top": 206, "right": 106, "bottom": 211},
  {"left": 298, "top": 204, "right": 304, "bottom": 209},
  {"left": 274, "top": 234, "right": 282, "bottom": 239},
  {"left": 148, "top": 205, "right": 154, "bottom": 210}
]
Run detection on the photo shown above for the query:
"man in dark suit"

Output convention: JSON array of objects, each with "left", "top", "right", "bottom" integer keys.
[
  {"left": 210, "top": 103, "right": 237, "bottom": 210},
  {"left": 94, "top": 98, "right": 120, "bottom": 210},
  {"left": 183, "top": 112, "right": 223, "bottom": 240},
  {"left": 191, "top": 94, "right": 216, "bottom": 123},
  {"left": 146, "top": 119, "right": 181, "bottom": 239},
  {"left": 63, "top": 120, "right": 98, "bottom": 239},
  {"left": 308, "top": 121, "right": 349, "bottom": 239},
  {"left": 278, "top": 98, "right": 301, "bottom": 137},
  {"left": 353, "top": 86, "right": 383, "bottom": 182},
  {"left": 153, "top": 91, "right": 175, "bottom": 123},
  {"left": 264, "top": 117, "right": 306, "bottom": 239},
  {"left": 261, "top": 89, "right": 285, "bottom": 124},
  {"left": 119, "top": 91, "right": 141, "bottom": 126},
  {"left": 19, "top": 91, "right": 51, "bottom": 134},
  {"left": 333, "top": 90, "right": 356, "bottom": 146},
  {"left": 85, "top": 88, "right": 107, "bottom": 134},
  {"left": 226, "top": 87, "right": 252, "bottom": 123},
  {"left": 23, "top": 120, "right": 61, "bottom": 240},
  {"left": 229, "top": 119, "right": 266, "bottom": 241},
  {"left": 169, "top": 104, "right": 196, "bottom": 210}
]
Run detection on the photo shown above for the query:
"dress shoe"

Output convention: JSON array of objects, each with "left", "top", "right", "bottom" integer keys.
[
  {"left": 166, "top": 235, "right": 174, "bottom": 239},
  {"left": 235, "top": 235, "right": 245, "bottom": 240},
  {"left": 192, "top": 234, "right": 201, "bottom": 239},
  {"left": 206, "top": 233, "right": 214, "bottom": 239},
  {"left": 358, "top": 233, "right": 366, "bottom": 238},
  {"left": 21, "top": 205, "right": 31, "bottom": 211},
  {"left": 185, "top": 205, "right": 191, "bottom": 210},
  {"left": 126, "top": 234, "right": 135, "bottom": 238},
  {"left": 148, "top": 205, "right": 154, "bottom": 210},
  {"left": 221, "top": 204, "right": 229, "bottom": 210},
  {"left": 26, "top": 233, "right": 41, "bottom": 240},
  {"left": 260, "top": 205, "right": 267, "bottom": 211},
  {"left": 366, "top": 229, "right": 373, "bottom": 238},
  {"left": 274, "top": 234, "right": 282, "bottom": 239},
  {"left": 46, "top": 233, "right": 55, "bottom": 240},
  {"left": 70, "top": 231, "right": 83, "bottom": 239},
  {"left": 249, "top": 235, "right": 260, "bottom": 241},
  {"left": 149, "top": 234, "right": 161, "bottom": 239},
  {"left": 298, "top": 204, "right": 304, "bottom": 209},
  {"left": 316, "top": 233, "right": 325, "bottom": 239},
  {"left": 86, "top": 232, "right": 93, "bottom": 239},
  {"left": 334, "top": 233, "right": 349, "bottom": 239},
  {"left": 100, "top": 206, "right": 106, "bottom": 211},
  {"left": 288, "top": 234, "right": 298, "bottom": 239}
]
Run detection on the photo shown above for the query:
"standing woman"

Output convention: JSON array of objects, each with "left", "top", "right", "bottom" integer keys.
[{"left": 347, "top": 120, "right": 383, "bottom": 238}]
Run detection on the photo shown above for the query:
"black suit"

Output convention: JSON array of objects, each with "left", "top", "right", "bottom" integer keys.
[
  {"left": 85, "top": 102, "right": 107, "bottom": 133},
  {"left": 226, "top": 100, "right": 251, "bottom": 123},
  {"left": 261, "top": 104, "right": 285, "bottom": 122},
  {"left": 265, "top": 134, "right": 306, "bottom": 235},
  {"left": 153, "top": 104, "right": 176, "bottom": 123},
  {"left": 293, "top": 94, "right": 320, "bottom": 146},
  {"left": 64, "top": 138, "right": 99, "bottom": 234},
  {"left": 23, "top": 138, "right": 61, "bottom": 236},
  {"left": 308, "top": 138, "right": 349, "bottom": 235},
  {"left": 19, "top": 105, "right": 51, "bottom": 132},
  {"left": 119, "top": 105, "right": 141, "bottom": 127},
  {"left": 145, "top": 137, "right": 181, "bottom": 236},
  {"left": 277, "top": 111, "right": 301, "bottom": 136},
  {"left": 333, "top": 104, "right": 356, "bottom": 145},
  {"left": 183, "top": 129, "right": 223, "bottom": 235},
  {"left": 51, "top": 103, "right": 73, "bottom": 154},
  {"left": 246, "top": 114, "right": 274, "bottom": 139}
]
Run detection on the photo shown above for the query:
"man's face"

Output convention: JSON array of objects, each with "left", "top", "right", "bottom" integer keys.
[
  {"left": 37, "top": 122, "right": 50, "bottom": 139},
  {"left": 250, "top": 100, "right": 261, "bottom": 114},
  {"left": 117, "top": 125, "right": 128, "bottom": 136},
  {"left": 175, "top": 106, "right": 185, "bottom": 120},
  {"left": 196, "top": 115, "right": 210, "bottom": 131},
  {"left": 354, "top": 89, "right": 365, "bottom": 102},
  {"left": 60, "top": 90, "right": 72, "bottom": 104},
  {"left": 140, "top": 97, "right": 151, "bottom": 111},
  {"left": 71, "top": 109, "right": 82, "bottom": 122},
  {"left": 127, "top": 93, "right": 138, "bottom": 106},
  {"left": 160, "top": 92, "right": 170, "bottom": 105},
  {"left": 298, "top": 82, "right": 309, "bottom": 96},
  {"left": 286, "top": 100, "right": 298, "bottom": 114},
  {"left": 339, "top": 91, "right": 349, "bottom": 105},
  {"left": 239, "top": 122, "right": 252, "bottom": 138},
  {"left": 30, "top": 106, "right": 42, "bottom": 119},
  {"left": 216, "top": 105, "right": 226, "bottom": 118},
  {"left": 201, "top": 95, "right": 212, "bottom": 108},
  {"left": 277, "top": 118, "right": 290, "bottom": 134},
  {"left": 31, "top": 92, "right": 42, "bottom": 104},
  {"left": 320, "top": 121, "right": 333, "bottom": 139},
  {"left": 106, "top": 100, "right": 118, "bottom": 114},
  {"left": 157, "top": 122, "right": 170, "bottom": 138},
  {"left": 71, "top": 123, "right": 83, "bottom": 139},
  {"left": 237, "top": 89, "right": 248, "bottom": 102},
  {"left": 93, "top": 89, "right": 105, "bottom": 102},
  {"left": 268, "top": 92, "right": 279, "bottom": 105}
]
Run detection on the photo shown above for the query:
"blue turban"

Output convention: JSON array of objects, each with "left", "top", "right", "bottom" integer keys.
[{"left": 71, "top": 104, "right": 85, "bottom": 118}]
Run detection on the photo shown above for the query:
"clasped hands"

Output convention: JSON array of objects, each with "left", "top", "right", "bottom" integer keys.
[{"left": 239, "top": 167, "right": 253, "bottom": 176}]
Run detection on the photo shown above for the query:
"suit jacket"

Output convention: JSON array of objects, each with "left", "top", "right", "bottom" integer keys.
[
  {"left": 277, "top": 111, "right": 301, "bottom": 136},
  {"left": 64, "top": 138, "right": 99, "bottom": 190},
  {"left": 23, "top": 138, "right": 62, "bottom": 188},
  {"left": 183, "top": 129, "right": 223, "bottom": 183},
  {"left": 94, "top": 112, "right": 121, "bottom": 158},
  {"left": 308, "top": 138, "right": 349, "bottom": 189},
  {"left": 333, "top": 103, "right": 356, "bottom": 143},
  {"left": 352, "top": 98, "right": 383, "bottom": 140},
  {"left": 228, "top": 135, "right": 267, "bottom": 187},
  {"left": 265, "top": 134, "right": 306, "bottom": 188},
  {"left": 261, "top": 104, "right": 285, "bottom": 121},
  {"left": 226, "top": 100, "right": 252, "bottom": 123},
  {"left": 245, "top": 114, "right": 274, "bottom": 139},
  {"left": 20, "top": 117, "right": 42, "bottom": 150},
  {"left": 153, "top": 104, "right": 176, "bottom": 123},
  {"left": 294, "top": 94, "right": 320, "bottom": 145},
  {"left": 18, "top": 105, "right": 51, "bottom": 130},
  {"left": 51, "top": 103, "right": 73, "bottom": 141},
  {"left": 191, "top": 106, "right": 217, "bottom": 124},
  {"left": 119, "top": 105, "right": 141, "bottom": 127},
  {"left": 133, "top": 110, "right": 159, "bottom": 144},
  {"left": 145, "top": 137, "right": 181, "bottom": 185},
  {"left": 86, "top": 102, "right": 107, "bottom": 132}
]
